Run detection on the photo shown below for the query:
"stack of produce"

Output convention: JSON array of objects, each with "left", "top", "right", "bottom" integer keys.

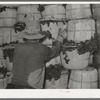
[
  {"left": 61, "top": 4, "right": 98, "bottom": 89},
  {"left": 92, "top": 4, "right": 100, "bottom": 88},
  {"left": 45, "top": 64, "right": 69, "bottom": 89},
  {"left": 0, "top": 5, "right": 18, "bottom": 74},
  {"left": 40, "top": 4, "right": 67, "bottom": 45},
  {"left": 1, "top": 4, "right": 42, "bottom": 85},
  {"left": 40, "top": 4, "right": 69, "bottom": 89},
  {"left": 61, "top": 19, "right": 97, "bottom": 69}
]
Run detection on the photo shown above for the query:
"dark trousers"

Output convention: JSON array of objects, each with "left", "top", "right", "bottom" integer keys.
[{"left": 6, "top": 84, "right": 36, "bottom": 89}]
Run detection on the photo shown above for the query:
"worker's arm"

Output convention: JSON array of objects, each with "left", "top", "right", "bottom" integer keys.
[{"left": 45, "top": 28, "right": 67, "bottom": 62}]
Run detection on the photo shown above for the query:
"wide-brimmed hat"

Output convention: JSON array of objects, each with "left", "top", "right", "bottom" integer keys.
[
  {"left": 23, "top": 31, "right": 45, "bottom": 39},
  {"left": 20, "top": 20, "right": 45, "bottom": 39}
]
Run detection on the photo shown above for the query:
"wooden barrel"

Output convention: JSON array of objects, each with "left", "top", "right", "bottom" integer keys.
[
  {"left": 68, "top": 19, "right": 95, "bottom": 43},
  {"left": 0, "top": 77, "right": 8, "bottom": 89},
  {"left": 18, "top": 4, "right": 39, "bottom": 14},
  {"left": 17, "top": 13, "right": 41, "bottom": 22},
  {"left": 17, "top": 4, "right": 41, "bottom": 21},
  {"left": 92, "top": 4, "right": 100, "bottom": 20},
  {"left": 45, "top": 69, "right": 69, "bottom": 89},
  {"left": 0, "top": 18, "right": 16, "bottom": 27},
  {"left": 60, "top": 49, "right": 90, "bottom": 69},
  {"left": 0, "top": 72, "right": 13, "bottom": 88},
  {"left": 0, "top": 7, "right": 16, "bottom": 18},
  {"left": 96, "top": 20, "right": 100, "bottom": 36},
  {"left": 68, "top": 66, "right": 98, "bottom": 89},
  {"left": 66, "top": 4, "right": 92, "bottom": 20},
  {"left": 42, "top": 4, "right": 66, "bottom": 20},
  {"left": 0, "top": 8, "right": 17, "bottom": 27},
  {"left": 0, "top": 28, "right": 18, "bottom": 44},
  {"left": 98, "top": 68, "right": 100, "bottom": 88},
  {"left": 40, "top": 20, "right": 67, "bottom": 45}
]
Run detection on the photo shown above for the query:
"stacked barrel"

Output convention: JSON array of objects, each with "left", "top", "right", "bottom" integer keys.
[
  {"left": 40, "top": 4, "right": 69, "bottom": 89},
  {"left": 92, "top": 4, "right": 100, "bottom": 88},
  {"left": 0, "top": 6, "right": 17, "bottom": 45},
  {"left": 61, "top": 4, "right": 98, "bottom": 89},
  {"left": 1, "top": 6, "right": 17, "bottom": 72},
  {"left": 0, "top": 5, "right": 17, "bottom": 88}
]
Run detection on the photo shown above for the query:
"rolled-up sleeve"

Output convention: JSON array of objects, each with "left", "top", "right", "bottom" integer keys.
[{"left": 45, "top": 41, "right": 63, "bottom": 62}]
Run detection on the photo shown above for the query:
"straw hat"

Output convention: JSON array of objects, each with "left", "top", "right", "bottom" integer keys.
[
  {"left": 23, "top": 32, "right": 45, "bottom": 39},
  {"left": 22, "top": 20, "right": 44, "bottom": 39}
]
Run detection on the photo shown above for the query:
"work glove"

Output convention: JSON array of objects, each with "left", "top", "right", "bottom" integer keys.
[
  {"left": 56, "top": 28, "right": 67, "bottom": 43},
  {"left": 40, "top": 30, "right": 52, "bottom": 39}
]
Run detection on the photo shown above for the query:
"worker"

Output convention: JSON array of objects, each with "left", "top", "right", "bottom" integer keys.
[{"left": 6, "top": 20, "right": 67, "bottom": 89}]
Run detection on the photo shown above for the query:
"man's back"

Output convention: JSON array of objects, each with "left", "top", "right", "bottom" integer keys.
[{"left": 11, "top": 42, "right": 48, "bottom": 88}]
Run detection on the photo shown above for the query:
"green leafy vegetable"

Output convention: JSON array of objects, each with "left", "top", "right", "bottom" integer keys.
[
  {"left": 45, "top": 64, "right": 65, "bottom": 81},
  {"left": 62, "top": 34, "right": 98, "bottom": 55},
  {"left": 3, "top": 47, "right": 15, "bottom": 62},
  {"left": 0, "top": 67, "right": 7, "bottom": 78},
  {"left": 14, "top": 22, "right": 26, "bottom": 33}
]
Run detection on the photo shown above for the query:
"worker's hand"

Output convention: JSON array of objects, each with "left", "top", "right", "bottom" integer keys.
[
  {"left": 56, "top": 28, "right": 68, "bottom": 43},
  {"left": 40, "top": 30, "right": 52, "bottom": 39},
  {"left": 58, "top": 28, "right": 67, "bottom": 39}
]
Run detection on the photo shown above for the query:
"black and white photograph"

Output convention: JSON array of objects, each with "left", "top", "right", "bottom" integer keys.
[{"left": 0, "top": 3, "right": 99, "bottom": 91}]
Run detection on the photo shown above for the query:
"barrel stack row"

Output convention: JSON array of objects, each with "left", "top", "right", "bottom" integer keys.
[
  {"left": 40, "top": 4, "right": 69, "bottom": 89},
  {"left": 0, "top": 5, "right": 17, "bottom": 88},
  {"left": 92, "top": 4, "right": 100, "bottom": 89},
  {"left": 0, "top": 6, "right": 18, "bottom": 72},
  {"left": 61, "top": 4, "right": 98, "bottom": 89},
  {"left": 0, "top": 4, "right": 42, "bottom": 89}
]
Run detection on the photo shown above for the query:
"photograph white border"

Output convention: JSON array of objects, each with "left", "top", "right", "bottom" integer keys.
[{"left": 0, "top": 1, "right": 100, "bottom": 98}]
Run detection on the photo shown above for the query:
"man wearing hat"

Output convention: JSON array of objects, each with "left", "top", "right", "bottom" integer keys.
[{"left": 7, "top": 20, "right": 67, "bottom": 89}]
